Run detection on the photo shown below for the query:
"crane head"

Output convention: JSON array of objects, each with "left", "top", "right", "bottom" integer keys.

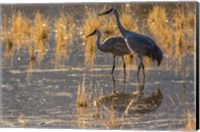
[
  {"left": 86, "top": 30, "right": 98, "bottom": 38},
  {"left": 98, "top": 8, "right": 114, "bottom": 16}
]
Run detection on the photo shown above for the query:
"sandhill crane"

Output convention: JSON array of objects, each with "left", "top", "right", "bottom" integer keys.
[
  {"left": 98, "top": 8, "right": 163, "bottom": 80},
  {"left": 86, "top": 29, "right": 131, "bottom": 92}
]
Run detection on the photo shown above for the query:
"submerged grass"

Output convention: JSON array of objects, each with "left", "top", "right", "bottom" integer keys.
[
  {"left": 185, "top": 112, "right": 196, "bottom": 130},
  {"left": 77, "top": 78, "right": 92, "bottom": 108}
]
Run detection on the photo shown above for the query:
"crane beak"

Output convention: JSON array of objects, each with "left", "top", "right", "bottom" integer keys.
[
  {"left": 86, "top": 30, "right": 97, "bottom": 38},
  {"left": 98, "top": 8, "right": 113, "bottom": 16}
]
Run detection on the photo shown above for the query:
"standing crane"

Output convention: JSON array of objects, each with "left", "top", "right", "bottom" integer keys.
[
  {"left": 98, "top": 8, "right": 163, "bottom": 81},
  {"left": 86, "top": 29, "right": 131, "bottom": 92}
]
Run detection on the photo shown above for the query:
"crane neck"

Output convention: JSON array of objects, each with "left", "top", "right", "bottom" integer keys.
[
  {"left": 113, "top": 10, "right": 129, "bottom": 38},
  {"left": 95, "top": 31, "right": 104, "bottom": 52}
]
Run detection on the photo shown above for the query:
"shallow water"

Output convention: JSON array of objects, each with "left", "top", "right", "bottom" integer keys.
[
  {"left": 0, "top": 2, "right": 196, "bottom": 130},
  {"left": 0, "top": 54, "right": 195, "bottom": 129}
]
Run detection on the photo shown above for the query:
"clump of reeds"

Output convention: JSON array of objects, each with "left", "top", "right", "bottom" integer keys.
[
  {"left": 185, "top": 112, "right": 196, "bottom": 130},
  {"left": 103, "top": 109, "right": 118, "bottom": 129},
  {"left": 1, "top": 11, "right": 31, "bottom": 60},
  {"left": 147, "top": 5, "right": 172, "bottom": 59},
  {"left": 10, "top": 11, "right": 31, "bottom": 48},
  {"left": 174, "top": 6, "right": 185, "bottom": 60},
  {"left": 18, "top": 113, "right": 28, "bottom": 127},
  {"left": 120, "top": 4, "right": 139, "bottom": 33},
  {"left": 173, "top": 5, "right": 195, "bottom": 68},
  {"left": 54, "top": 13, "right": 68, "bottom": 67},
  {"left": 77, "top": 78, "right": 92, "bottom": 108},
  {"left": 82, "top": 6, "right": 102, "bottom": 67},
  {"left": 54, "top": 13, "right": 75, "bottom": 67},
  {"left": 32, "top": 11, "right": 49, "bottom": 63}
]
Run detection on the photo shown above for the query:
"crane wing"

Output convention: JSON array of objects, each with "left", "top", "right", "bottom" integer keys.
[{"left": 126, "top": 34, "right": 156, "bottom": 56}]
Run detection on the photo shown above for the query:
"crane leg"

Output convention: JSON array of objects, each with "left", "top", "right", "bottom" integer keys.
[
  {"left": 122, "top": 56, "right": 126, "bottom": 92},
  {"left": 111, "top": 74, "right": 116, "bottom": 93},
  {"left": 137, "top": 63, "right": 141, "bottom": 82},
  {"left": 141, "top": 61, "right": 146, "bottom": 81},
  {"left": 111, "top": 55, "right": 115, "bottom": 75}
]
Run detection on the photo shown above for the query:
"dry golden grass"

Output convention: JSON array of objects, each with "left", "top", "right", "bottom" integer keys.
[
  {"left": 185, "top": 112, "right": 196, "bottom": 130},
  {"left": 18, "top": 113, "right": 28, "bottom": 127},
  {"left": 1, "top": 11, "right": 31, "bottom": 59},
  {"left": 26, "top": 46, "right": 36, "bottom": 80},
  {"left": 120, "top": 4, "right": 139, "bottom": 33},
  {"left": 82, "top": 6, "right": 103, "bottom": 67},
  {"left": 54, "top": 12, "right": 75, "bottom": 67},
  {"left": 173, "top": 5, "right": 195, "bottom": 67},
  {"left": 147, "top": 5, "right": 173, "bottom": 58},
  {"left": 10, "top": 11, "right": 31, "bottom": 48},
  {"left": 103, "top": 108, "right": 118, "bottom": 129},
  {"left": 77, "top": 78, "right": 92, "bottom": 108},
  {"left": 32, "top": 11, "right": 49, "bottom": 63},
  {"left": 54, "top": 13, "right": 68, "bottom": 66}
]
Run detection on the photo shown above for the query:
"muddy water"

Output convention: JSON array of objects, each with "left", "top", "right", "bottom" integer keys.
[{"left": 0, "top": 3, "right": 196, "bottom": 130}]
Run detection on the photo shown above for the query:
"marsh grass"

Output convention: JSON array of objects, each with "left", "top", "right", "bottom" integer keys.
[
  {"left": 32, "top": 11, "right": 49, "bottom": 63},
  {"left": 26, "top": 46, "right": 36, "bottom": 80},
  {"left": 10, "top": 11, "right": 31, "bottom": 48},
  {"left": 18, "top": 113, "right": 28, "bottom": 127},
  {"left": 103, "top": 108, "right": 118, "bottom": 129},
  {"left": 82, "top": 6, "right": 103, "bottom": 67},
  {"left": 77, "top": 78, "right": 92, "bottom": 108},
  {"left": 76, "top": 79, "right": 95, "bottom": 128},
  {"left": 147, "top": 5, "right": 173, "bottom": 60},
  {"left": 173, "top": 5, "right": 195, "bottom": 68},
  {"left": 185, "top": 112, "right": 196, "bottom": 130},
  {"left": 54, "top": 13, "right": 68, "bottom": 67},
  {"left": 54, "top": 13, "right": 75, "bottom": 67},
  {"left": 1, "top": 11, "right": 31, "bottom": 60}
]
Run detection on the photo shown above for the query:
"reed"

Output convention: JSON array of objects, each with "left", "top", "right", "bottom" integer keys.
[
  {"left": 54, "top": 13, "right": 75, "bottom": 67},
  {"left": 10, "top": 11, "right": 31, "bottom": 48},
  {"left": 147, "top": 5, "right": 172, "bottom": 59},
  {"left": 1, "top": 11, "right": 31, "bottom": 59},
  {"left": 32, "top": 11, "right": 49, "bottom": 63},
  {"left": 185, "top": 112, "right": 195, "bottom": 130},
  {"left": 54, "top": 13, "right": 68, "bottom": 67},
  {"left": 82, "top": 6, "right": 103, "bottom": 67},
  {"left": 77, "top": 78, "right": 92, "bottom": 108},
  {"left": 103, "top": 108, "right": 118, "bottom": 129}
]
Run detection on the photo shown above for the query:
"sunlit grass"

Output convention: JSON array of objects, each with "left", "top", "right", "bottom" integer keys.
[
  {"left": 77, "top": 78, "right": 92, "bottom": 108},
  {"left": 1, "top": 11, "right": 31, "bottom": 59},
  {"left": 82, "top": 6, "right": 103, "bottom": 67},
  {"left": 32, "top": 11, "right": 49, "bottom": 63},
  {"left": 54, "top": 13, "right": 75, "bottom": 67},
  {"left": 18, "top": 113, "right": 28, "bottom": 127},
  {"left": 54, "top": 13, "right": 70, "bottom": 67},
  {"left": 185, "top": 112, "right": 196, "bottom": 130},
  {"left": 103, "top": 109, "right": 118, "bottom": 129},
  {"left": 173, "top": 5, "right": 195, "bottom": 68},
  {"left": 10, "top": 11, "right": 31, "bottom": 48},
  {"left": 147, "top": 5, "right": 172, "bottom": 59},
  {"left": 26, "top": 46, "right": 36, "bottom": 80}
]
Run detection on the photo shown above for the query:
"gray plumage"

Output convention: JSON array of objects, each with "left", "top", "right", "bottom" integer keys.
[
  {"left": 86, "top": 29, "right": 131, "bottom": 92},
  {"left": 98, "top": 8, "right": 163, "bottom": 80}
]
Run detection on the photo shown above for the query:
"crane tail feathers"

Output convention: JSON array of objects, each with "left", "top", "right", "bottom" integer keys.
[{"left": 152, "top": 46, "right": 163, "bottom": 67}]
